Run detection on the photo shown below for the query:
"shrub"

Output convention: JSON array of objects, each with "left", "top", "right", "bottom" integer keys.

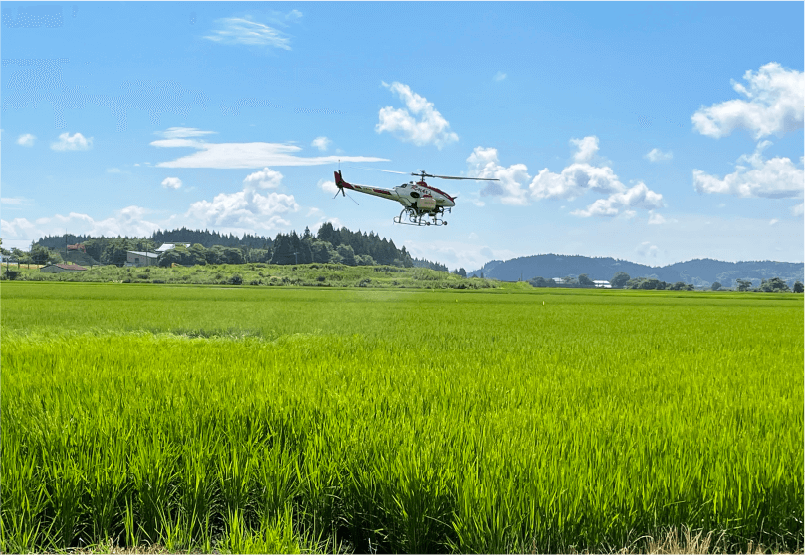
[{"left": 227, "top": 274, "right": 243, "bottom": 286}]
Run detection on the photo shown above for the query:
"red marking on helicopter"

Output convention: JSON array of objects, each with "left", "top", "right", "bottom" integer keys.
[{"left": 416, "top": 182, "right": 455, "bottom": 202}]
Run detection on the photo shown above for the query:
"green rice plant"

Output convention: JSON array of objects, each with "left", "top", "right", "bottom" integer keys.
[{"left": 1, "top": 283, "right": 802, "bottom": 553}]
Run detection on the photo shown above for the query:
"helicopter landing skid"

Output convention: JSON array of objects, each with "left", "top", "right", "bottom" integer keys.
[{"left": 394, "top": 208, "right": 447, "bottom": 227}]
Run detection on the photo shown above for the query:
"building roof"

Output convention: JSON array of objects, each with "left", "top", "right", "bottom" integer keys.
[
  {"left": 593, "top": 280, "right": 610, "bottom": 284},
  {"left": 127, "top": 251, "right": 159, "bottom": 258},
  {"left": 156, "top": 243, "right": 190, "bottom": 252},
  {"left": 43, "top": 263, "right": 88, "bottom": 271}
]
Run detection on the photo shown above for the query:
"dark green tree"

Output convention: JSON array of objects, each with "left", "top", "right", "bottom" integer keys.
[
  {"left": 735, "top": 279, "right": 753, "bottom": 292},
  {"left": 711, "top": 282, "right": 722, "bottom": 291},
  {"left": 794, "top": 281, "right": 804, "bottom": 293},
  {"left": 578, "top": 273, "right": 594, "bottom": 286},
  {"left": 611, "top": 272, "right": 630, "bottom": 288},
  {"left": 337, "top": 244, "right": 356, "bottom": 266}
]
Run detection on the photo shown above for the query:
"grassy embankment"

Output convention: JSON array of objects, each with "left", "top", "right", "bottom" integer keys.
[
  {"left": 2, "top": 283, "right": 802, "bottom": 553},
  {"left": 0, "top": 263, "right": 497, "bottom": 289}
]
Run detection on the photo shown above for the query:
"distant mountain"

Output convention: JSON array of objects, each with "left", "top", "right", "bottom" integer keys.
[{"left": 468, "top": 254, "right": 804, "bottom": 288}]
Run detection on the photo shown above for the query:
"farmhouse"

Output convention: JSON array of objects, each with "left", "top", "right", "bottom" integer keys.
[
  {"left": 40, "top": 263, "right": 88, "bottom": 273},
  {"left": 593, "top": 280, "right": 612, "bottom": 288},
  {"left": 126, "top": 251, "right": 159, "bottom": 267}
]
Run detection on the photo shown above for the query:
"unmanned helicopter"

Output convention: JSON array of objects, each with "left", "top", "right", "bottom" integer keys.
[{"left": 333, "top": 169, "right": 498, "bottom": 226}]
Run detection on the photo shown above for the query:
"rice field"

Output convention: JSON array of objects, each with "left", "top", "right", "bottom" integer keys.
[{"left": 1, "top": 282, "right": 802, "bottom": 553}]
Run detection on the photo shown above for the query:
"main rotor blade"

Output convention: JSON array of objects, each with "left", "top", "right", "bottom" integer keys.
[
  {"left": 347, "top": 165, "right": 409, "bottom": 175},
  {"left": 429, "top": 174, "right": 500, "bottom": 181}
]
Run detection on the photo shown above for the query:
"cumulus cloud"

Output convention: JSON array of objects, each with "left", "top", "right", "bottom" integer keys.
[
  {"left": 645, "top": 148, "right": 673, "bottom": 163},
  {"left": 204, "top": 17, "right": 291, "bottom": 50},
  {"left": 2, "top": 206, "right": 160, "bottom": 249},
  {"left": 311, "top": 136, "right": 331, "bottom": 151},
  {"left": 691, "top": 63, "right": 804, "bottom": 139},
  {"left": 570, "top": 136, "right": 599, "bottom": 163},
  {"left": 792, "top": 203, "right": 804, "bottom": 216},
  {"left": 494, "top": 71, "right": 507, "bottom": 82},
  {"left": 51, "top": 132, "right": 92, "bottom": 151},
  {"left": 161, "top": 177, "right": 182, "bottom": 190},
  {"left": 376, "top": 82, "right": 459, "bottom": 149},
  {"left": 466, "top": 136, "right": 665, "bottom": 217},
  {"left": 636, "top": 241, "right": 659, "bottom": 258},
  {"left": 465, "top": 147, "right": 529, "bottom": 205},
  {"left": 530, "top": 163, "right": 625, "bottom": 201},
  {"left": 243, "top": 168, "right": 282, "bottom": 189},
  {"left": 318, "top": 179, "right": 338, "bottom": 195},
  {"left": 151, "top": 138, "right": 388, "bottom": 169},
  {"left": 571, "top": 182, "right": 664, "bottom": 217},
  {"left": 17, "top": 133, "right": 35, "bottom": 147},
  {"left": 186, "top": 169, "right": 298, "bottom": 232},
  {"left": 692, "top": 141, "right": 804, "bottom": 199},
  {"left": 647, "top": 211, "right": 678, "bottom": 225}
]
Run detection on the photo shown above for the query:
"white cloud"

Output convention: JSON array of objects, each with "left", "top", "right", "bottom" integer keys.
[
  {"left": 150, "top": 138, "right": 388, "bottom": 169},
  {"left": 571, "top": 182, "right": 664, "bottom": 218},
  {"left": 645, "top": 148, "right": 673, "bottom": 163},
  {"left": 285, "top": 9, "right": 302, "bottom": 22},
  {"left": 107, "top": 168, "right": 122, "bottom": 174},
  {"left": 2, "top": 207, "right": 161, "bottom": 250},
  {"left": 318, "top": 179, "right": 338, "bottom": 195},
  {"left": 692, "top": 141, "right": 804, "bottom": 199},
  {"left": 691, "top": 62, "right": 804, "bottom": 139},
  {"left": 636, "top": 241, "right": 659, "bottom": 258},
  {"left": 466, "top": 147, "right": 529, "bottom": 205},
  {"left": 769, "top": 218, "right": 779, "bottom": 226},
  {"left": 494, "top": 71, "right": 507, "bottom": 82},
  {"left": 570, "top": 136, "right": 599, "bottom": 163},
  {"left": 51, "top": 132, "right": 93, "bottom": 151},
  {"left": 530, "top": 163, "right": 625, "bottom": 201},
  {"left": 204, "top": 17, "right": 291, "bottom": 50},
  {"left": 311, "top": 136, "right": 331, "bottom": 152},
  {"left": 376, "top": 82, "right": 459, "bottom": 149},
  {"left": 17, "top": 133, "right": 35, "bottom": 147},
  {"left": 243, "top": 168, "right": 282, "bottom": 189},
  {"left": 162, "top": 177, "right": 183, "bottom": 190},
  {"left": 157, "top": 127, "right": 217, "bottom": 139},
  {"left": 186, "top": 170, "right": 298, "bottom": 232},
  {"left": 1, "top": 197, "right": 28, "bottom": 206},
  {"left": 648, "top": 211, "right": 677, "bottom": 225},
  {"left": 466, "top": 136, "right": 664, "bottom": 217}
]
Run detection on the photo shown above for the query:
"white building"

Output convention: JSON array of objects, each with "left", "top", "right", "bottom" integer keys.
[
  {"left": 126, "top": 251, "right": 159, "bottom": 267},
  {"left": 593, "top": 280, "right": 612, "bottom": 288}
]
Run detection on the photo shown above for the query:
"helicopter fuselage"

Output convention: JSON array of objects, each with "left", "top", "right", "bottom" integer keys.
[{"left": 334, "top": 171, "right": 455, "bottom": 214}]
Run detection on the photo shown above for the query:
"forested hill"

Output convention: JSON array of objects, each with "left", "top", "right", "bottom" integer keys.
[
  {"left": 32, "top": 224, "right": 445, "bottom": 269},
  {"left": 35, "top": 228, "right": 272, "bottom": 251},
  {"left": 469, "top": 254, "right": 804, "bottom": 288}
]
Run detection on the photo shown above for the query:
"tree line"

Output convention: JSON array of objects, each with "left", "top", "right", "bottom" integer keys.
[
  {"left": 25, "top": 224, "right": 447, "bottom": 269},
  {"left": 528, "top": 271, "right": 803, "bottom": 292}
]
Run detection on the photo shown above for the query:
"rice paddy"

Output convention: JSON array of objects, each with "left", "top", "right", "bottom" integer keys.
[{"left": 1, "top": 282, "right": 802, "bottom": 553}]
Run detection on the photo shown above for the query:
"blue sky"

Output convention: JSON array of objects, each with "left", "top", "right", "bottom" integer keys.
[{"left": 2, "top": 1, "right": 803, "bottom": 270}]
